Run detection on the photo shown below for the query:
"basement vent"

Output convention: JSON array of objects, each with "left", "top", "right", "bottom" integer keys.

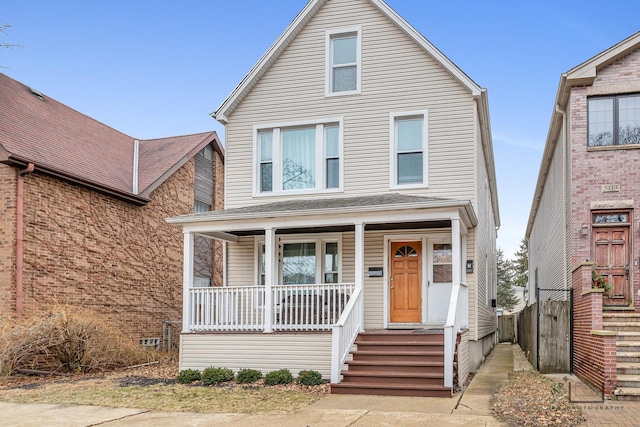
[{"left": 28, "top": 87, "right": 44, "bottom": 100}]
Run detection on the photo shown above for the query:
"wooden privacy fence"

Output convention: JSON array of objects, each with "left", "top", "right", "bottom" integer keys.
[
  {"left": 498, "top": 315, "right": 515, "bottom": 343},
  {"left": 516, "top": 288, "right": 572, "bottom": 373}
]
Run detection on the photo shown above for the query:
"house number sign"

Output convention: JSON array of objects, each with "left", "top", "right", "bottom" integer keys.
[{"left": 602, "top": 184, "right": 620, "bottom": 193}]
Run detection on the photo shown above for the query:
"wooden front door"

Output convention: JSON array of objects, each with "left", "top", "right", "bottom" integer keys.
[
  {"left": 390, "top": 242, "right": 422, "bottom": 323},
  {"left": 593, "top": 225, "right": 631, "bottom": 307}
]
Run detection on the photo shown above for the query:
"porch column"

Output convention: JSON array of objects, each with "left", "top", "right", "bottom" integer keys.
[
  {"left": 451, "top": 219, "right": 461, "bottom": 286},
  {"left": 264, "top": 227, "right": 276, "bottom": 333},
  {"left": 355, "top": 221, "right": 365, "bottom": 332},
  {"left": 182, "top": 231, "right": 195, "bottom": 333}
]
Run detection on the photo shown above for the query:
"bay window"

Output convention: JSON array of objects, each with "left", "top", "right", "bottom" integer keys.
[{"left": 255, "top": 119, "right": 342, "bottom": 195}]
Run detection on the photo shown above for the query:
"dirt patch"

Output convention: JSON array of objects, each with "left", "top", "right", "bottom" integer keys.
[{"left": 491, "top": 370, "right": 585, "bottom": 426}]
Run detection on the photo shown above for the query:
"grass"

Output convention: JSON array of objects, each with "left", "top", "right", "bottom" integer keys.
[{"left": 0, "top": 376, "right": 326, "bottom": 414}]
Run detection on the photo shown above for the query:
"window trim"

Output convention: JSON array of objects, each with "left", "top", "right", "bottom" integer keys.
[
  {"left": 253, "top": 118, "right": 344, "bottom": 197},
  {"left": 588, "top": 93, "right": 640, "bottom": 148},
  {"left": 254, "top": 234, "right": 343, "bottom": 286},
  {"left": 389, "top": 110, "right": 429, "bottom": 189},
  {"left": 325, "top": 26, "right": 362, "bottom": 97}
]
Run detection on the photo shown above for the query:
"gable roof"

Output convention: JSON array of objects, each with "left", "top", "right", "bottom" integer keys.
[
  {"left": 526, "top": 31, "right": 640, "bottom": 238},
  {"left": 0, "top": 73, "right": 223, "bottom": 205},
  {"left": 212, "top": 0, "right": 483, "bottom": 124},
  {"left": 211, "top": 0, "right": 499, "bottom": 226}
]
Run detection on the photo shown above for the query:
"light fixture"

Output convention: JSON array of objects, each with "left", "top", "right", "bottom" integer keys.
[{"left": 581, "top": 223, "right": 589, "bottom": 235}]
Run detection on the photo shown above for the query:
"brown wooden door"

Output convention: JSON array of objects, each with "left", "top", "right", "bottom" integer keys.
[
  {"left": 390, "top": 242, "right": 422, "bottom": 323},
  {"left": 593, "top": 226, "right": 631, "bottom": 307}
]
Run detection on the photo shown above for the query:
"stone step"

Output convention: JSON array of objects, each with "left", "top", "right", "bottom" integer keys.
[
  {"left": 616, "top": 374, "right": 640, "bottom": 388},
  {"left": 617, "top": 362, "right": 640, "bottom": 375},
  {"left": 615, "top": 387, "right": 640, "bottom": 401},
  {"left": 617, "top": 351, "right": 640, "bottom": 363},
  {"left": 603, "top": 322, "right": 640, "bottom": 332},
  {"left": 613, "top": 331, "right": 640, "bottom": 341},
  {"left": 616, "top": 341, "right": 640, "bottom": 351},
  {"left": 603, "top": 312, "right": 640, "bottom": 321}
]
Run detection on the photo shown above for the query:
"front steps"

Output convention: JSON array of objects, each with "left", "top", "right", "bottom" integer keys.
[
  {"left": 330, "top": 330, "right": 451, "bottom": 397},
  {"left": 603, "top": 312, "right": 640, "bottom": 400}
]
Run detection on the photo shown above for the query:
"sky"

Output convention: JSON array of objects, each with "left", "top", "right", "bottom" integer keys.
[{"left": 2, "top": 0, "right": 639, "bottom": 259}]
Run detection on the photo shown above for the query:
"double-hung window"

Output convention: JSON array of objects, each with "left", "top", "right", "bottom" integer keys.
[
  {"left": 588, "top": 94, "right": 640, "bottom": 147},
  {"left": 255, "top": 119, "right": 342, "bottom": 195},
  {"left": 390, "top": 111, "right": 428, "bottom": 188},
  {"left": 256, "top": 236, "right": 342, "bottom": 286},
  {"left": 326, "top": 27, "right": 361, "bottom": 96}
]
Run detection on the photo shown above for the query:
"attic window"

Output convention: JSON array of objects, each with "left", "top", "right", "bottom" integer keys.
[{"left": 28, "top": 87, "right": 44, "bottom": 100}]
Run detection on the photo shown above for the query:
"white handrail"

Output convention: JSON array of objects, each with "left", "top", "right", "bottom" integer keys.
[
  {"left": 331, "top": 287, "right": 362, "bottom": 383},
  {"left": 443, "top": 282, "right": 468, "bottom": 388}
]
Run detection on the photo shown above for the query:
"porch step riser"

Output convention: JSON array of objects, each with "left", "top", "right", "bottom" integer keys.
[
  {"left": 616, "top": 345, "right": 640, "bottom": 352},
  {"left": 353, "top": 354, "right": 444, "bottom": 363},
  {"left": 346, "top": 364, "right": 443, "bottom": 374},
  {"left": 356, "top": 335, "right": 444, "bottom": 344},
  {"left": 331, "top": 384, "right": 451, "bottom": 398},
  {"left": 617, "top": 380, "right": 640, "bottom": 388},
  {"left": 340, "top": 373, "right": 444, "bottom": 386},
  {"left": 355, "top": 344, "right": 444, "bottom": 353},
  {"left": 615, "top": 394, "right": 640, "bottom": 402},
  {"left": 613, "top": 334, "right": 640, "bottom": 342}
]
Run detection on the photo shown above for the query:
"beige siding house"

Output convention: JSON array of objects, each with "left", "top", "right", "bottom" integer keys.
[{"left": 169, "top": 0, "right": 499, "bottom": 397}]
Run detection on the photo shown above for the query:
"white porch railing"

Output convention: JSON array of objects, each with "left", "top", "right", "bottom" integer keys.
[
  {"left": 330, "top": 287, "right": 363, "bottom": 384},
  {"left": 187, "top": 283, "right": 355, "bottom": 332},
  {"left": 443, "top": 282, "right": 469, "bottom": 388}
]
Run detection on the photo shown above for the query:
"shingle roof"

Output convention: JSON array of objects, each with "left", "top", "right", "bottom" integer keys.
[
  {"left": 168, "top": 193, "right": 477, "bottom": 228},
  {"left": 0, "top": 73, "right": 223, "bottom": 204}
]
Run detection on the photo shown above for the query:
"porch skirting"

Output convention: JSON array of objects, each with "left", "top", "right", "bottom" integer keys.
[{"left": 180, "top": 332, "right": 333, "bottom": 378}]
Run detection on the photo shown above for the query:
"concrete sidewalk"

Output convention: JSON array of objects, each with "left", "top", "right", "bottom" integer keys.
[{"left": 0, "top": 345, "right": 515, "bottom": 426}]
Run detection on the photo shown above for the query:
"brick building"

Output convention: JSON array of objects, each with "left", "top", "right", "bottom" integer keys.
[
  {"left": 527, "top": 32, "right": 640, "bottom": 398},
  {"left": 0, "top": 73, "right": 224, "bottom": 341}
]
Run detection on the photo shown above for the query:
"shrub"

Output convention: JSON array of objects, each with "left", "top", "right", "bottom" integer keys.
[
  {"left": 297, "top": 370, "right": 323, "bottom": 386},
  {"left": 176, "top": 369, "right": 201, "bottom": 384},
  {"left": 0, "top": 305, "right": 154, "bottom": 375},
  {"left": 263, "top": 369, "right": 293, "bottom": 385},
  {"left": 236, "top": 368, "right": 262, "bottom": 384},
  {"left": 201, "top": 367, "right": 234, "bottom": 385}
]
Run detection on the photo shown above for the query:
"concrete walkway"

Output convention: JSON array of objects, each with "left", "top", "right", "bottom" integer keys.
[{"left": 0, "top": 345, "right": 516, "bottom": 427}]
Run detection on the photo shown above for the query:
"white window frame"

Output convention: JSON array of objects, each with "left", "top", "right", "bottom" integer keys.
[
  {"left": 389, "top": 110, "right": 429, "bottom": 189},
  {"left": 254, "top": 234, "right": 343, "bottom": 286},
  {"left": 253, "top": 118, "right": 344, "bottom": 197},
  {"left": 325, "top": 26, "right": 362, "bottom": 97}
]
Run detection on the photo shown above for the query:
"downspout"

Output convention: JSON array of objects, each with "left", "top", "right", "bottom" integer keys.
[
  {"left": 16, "top": 162, "right": 35, "bottom": 318},
  {"left": 556, "top": 104, "right": 568, "bottom": 290},
  {"left": 132, "top": 139, "right": 139, "bottom": 195}
]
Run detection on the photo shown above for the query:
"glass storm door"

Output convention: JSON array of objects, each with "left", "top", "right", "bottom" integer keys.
[{"left": 390, "top": 242, "right": 422, "bottom": 323}]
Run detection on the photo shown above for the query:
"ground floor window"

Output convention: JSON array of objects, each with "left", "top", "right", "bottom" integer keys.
[{"left": 257, "top": 235, "right": 341, "bottom": 285}]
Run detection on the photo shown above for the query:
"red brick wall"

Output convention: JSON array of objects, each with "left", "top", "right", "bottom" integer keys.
[
  {"left": 17, "top": 160, "right": 193, "bottom": 338},
  {"left": 0, "top": 164, "right": 17, "bottom": 317},
  {"left": 213, "top": 150, "right": 224, "bottom": 286},
  {"left": 570, "top": 49, "right": 640, "bottom": 309},
  {"left": 572, "top": 263, "right": 617, "bottom": 395}
]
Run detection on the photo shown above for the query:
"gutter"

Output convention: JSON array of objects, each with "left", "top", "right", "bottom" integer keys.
[
  {"left": 556, "top": 104, "right": 569, "bottom": 291},
  {"left": 16, "top": 162, "right": 34, "bottom": 318}
]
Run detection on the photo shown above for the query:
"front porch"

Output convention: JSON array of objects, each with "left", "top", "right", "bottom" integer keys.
[{"left": 170, "top": 194, "right": 475, "bottom": 393}]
